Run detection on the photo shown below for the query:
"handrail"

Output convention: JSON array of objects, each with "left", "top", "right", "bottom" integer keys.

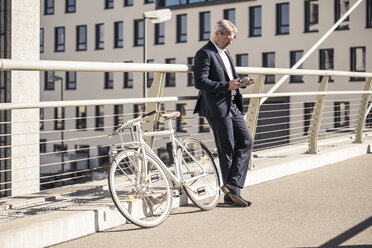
[
  {"left": 1, "top": 91, "right": 371, "bottom": 110},
  {"left": 1, "top": 59, "right": 372, "bottom": 78}
]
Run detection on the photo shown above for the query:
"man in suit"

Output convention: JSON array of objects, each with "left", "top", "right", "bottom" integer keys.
[{"left": 193, "top": 20, "right": 255, "bottom": 207}]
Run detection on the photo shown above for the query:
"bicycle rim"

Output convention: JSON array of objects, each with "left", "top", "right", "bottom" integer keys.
[
  {"left": 179, "top": 138, "right": 220, "bottom": 210},
  {"left": 108, "top": 150, "right": 172, "bottom": 228}
]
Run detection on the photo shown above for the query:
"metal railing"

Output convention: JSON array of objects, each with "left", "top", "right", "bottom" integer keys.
[{"left": 0, "top": 59, "right": 371, "bottom": 198}]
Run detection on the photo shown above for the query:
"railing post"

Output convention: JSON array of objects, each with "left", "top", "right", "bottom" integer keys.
[
  {"left": 354, "top": 77, "right": 372, "bottom": 143},
  {"left": 143, "top": 72, "right": 166, "bottom": 148},
  {"left": 245, "top": 74, "right": 265, "bottom": 169},
  {"left": 307, "top": 76, "right": 329, "bottom": 154}
]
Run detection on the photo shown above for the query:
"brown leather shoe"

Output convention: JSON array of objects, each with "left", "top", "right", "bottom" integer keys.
[{"left": 221, "top": 186, "right": 251, "bottom": 207}]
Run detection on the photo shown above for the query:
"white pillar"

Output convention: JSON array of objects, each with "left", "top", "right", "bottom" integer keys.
[{"left": 11, "top": 0, "right": 40, "bottom": 196}]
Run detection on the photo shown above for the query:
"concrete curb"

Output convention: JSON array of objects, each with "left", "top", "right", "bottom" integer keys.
[{"left": 0, "top": 141, "right": 370, "bottom": 248}]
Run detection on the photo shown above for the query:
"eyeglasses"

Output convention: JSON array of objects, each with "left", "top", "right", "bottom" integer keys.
[{"left": 220, "top": 32, "right": 235, "bottom": 41}]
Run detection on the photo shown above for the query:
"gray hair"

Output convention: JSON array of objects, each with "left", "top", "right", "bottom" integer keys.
[{"left": 214, "top": 19, "right": 238, "bottom": 35}]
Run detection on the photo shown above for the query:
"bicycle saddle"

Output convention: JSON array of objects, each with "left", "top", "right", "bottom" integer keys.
[{"left": 161, "top": 111, "right": 181, "bottom": 119}]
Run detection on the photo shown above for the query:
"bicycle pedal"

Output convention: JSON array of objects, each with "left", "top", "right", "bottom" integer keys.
[{"left": 197, "top": 187, "right": 206, "bottom": 196}]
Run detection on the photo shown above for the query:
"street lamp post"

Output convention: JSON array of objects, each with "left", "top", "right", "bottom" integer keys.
[{"left": 142, "top": 9, "right": 172, "bottom": 99}]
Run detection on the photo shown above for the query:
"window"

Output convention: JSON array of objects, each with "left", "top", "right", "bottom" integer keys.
[
  {"left": 66, "top": 72, "right": 76, "bottom": 89},
  {"left": 155, "top": 23, "right": 165, "bottom": 45},
  {"left": 236, "top": 54, "right": 248, "bottom": 78},
  {"left": 350, "top": 47, "right": 366, "bottom": 81},
  {"left": 105, "top": 0, "right": 114, "bottom": 9},
  {"left": 165, "top": 58, "right": 176, "bottom": 87},
  {"left": 114, "top": 105, "right": 124, "bottom": 126},
  {"left": 199, "top": 117, "right": 210, "bottom": 133},
  {"left": 187, "top": 57, "right": 194, "bottom": 86},
  {"left": 45, "top": 0, "right": 54, "bottom": 15},
  {"left": 157, "top": 104, "right": 165, "bottom": 131},
  {"left": 147, "top": 59, "right": 154, "bottom": 88},
  {"left": 319, "top": 49, "right": 334, "bottom": 82},
  {"left": 334, "top": 102, "right": 350, "bottom": 128},
  {"left": 145, "top": 0, "right": 154, "bottom": 3},
  {"left": 224, "top": 9, "right": 235, "bottom": 24},
  {"left": 54, "top": 107, "right": 65, "bottom": 130},
  {"left": 199, "top": 12, "right": 210, "bottom": 41},
  {"left": 177, "top": 14, "right": 187, "bottom": 43},
  {"left": 95, "top": 105, "right": 104, "bottom": 131},
  {"left": 124, "top": 61, "right": 133, "bottom": 88},
  {"left": 249, "top": 6, "right": 262, "bottom": 37},
  {"left": 40, "top": 139, "right": 47, "bottom": 153},
  {"left": 134, "top": 19, "right": 144, "bottom": 46},
  {"left": 104, "top": 72, "right": 113, "bottom": 89},
  {"left": 55, "top": 27, "right": 65, "bottom": 52},
  {"left": 74, "top": 145, "right": 90, "bottom": 169},
  {"left": 95, "top": 24, "right": 104, "bottom": 50},
  {"left": 304, "top": 102, "right": 315, "bottom": 135},
  {"left": 76, "top": 106, "right": 87, "bottom": 130},
  {"left": 98, "top": 146, "right": 110, "bottom": 165},
  {"left": 40, "top": 28, "right": 44, "bottom": 53},
  {"left": 290, "top": 50, "right": 304, "bottom": 83},
  {"left": 53, "top": 144, "right": 67, "bottom": 153},
  {"left": 335, "top": 0, "right": 350, "bottom": 30},
  {"left": 367, "top": 0, "right": 372, "bottom": 28},
  {"left": 45, "top": 71, "right": 55, "bottom": 90},
  {"left": 305, "top": 0, "right": 319, "bottom": 32},
  {"left": 114, "top": 21, "right": 123, "bottom": 48},
  {"left": 134, "top": 104, "right": 145, "bottom": 118},
  {"left": 366, "top": 102, "right": 372, "bottom": 128},
  {"left": 176, "top": 104, "right": 187, "bottom": 133},
  {"left": 40, "top": 109, "right": 44, "bottom": 130},
  {"left": 124, "top": 0, "right": 133, "bottom": 6},
  {"left": 77, "top": 25, "right": 87, "bottom": 51},
  {"left": 276, "top": 3, "right": 289, "bottom": 35},
  {"left": 262, "top": 52, "right": 275, "bottom": 84},
  {"left": 66, "top": 0, "right": 76, "bottom": 13}
]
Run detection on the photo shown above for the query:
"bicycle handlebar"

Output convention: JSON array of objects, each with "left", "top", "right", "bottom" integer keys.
[{"left": 109, "top": 110, "right": 157, "bottom": 137}]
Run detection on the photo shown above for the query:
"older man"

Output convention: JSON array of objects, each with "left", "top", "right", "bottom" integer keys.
[{"left": 193, "top": 20, "right": 255, "bottom": 207}]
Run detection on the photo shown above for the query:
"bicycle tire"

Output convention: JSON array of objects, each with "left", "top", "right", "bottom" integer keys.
[
  {"left": 178, "top": 138, "right": 220, "bottom": 210},
  {"left": 108, "top": 150, "right": 172, "bottom": 228}
]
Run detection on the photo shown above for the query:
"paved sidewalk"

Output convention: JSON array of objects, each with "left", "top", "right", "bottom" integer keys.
[{"left": 52, "top": 154, "right": 372, "bottom": 248}]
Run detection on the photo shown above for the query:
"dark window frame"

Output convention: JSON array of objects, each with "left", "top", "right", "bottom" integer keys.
[
  {"left": 276, "top": 2, "right": 290, "bottom": 35},
  {"left": 66, "top": 71, "right": 77, "bottom": 90},
  {"left": 187, "top": 57, "right": 194, "bottom": 87},
  {"left": 45, "top": 0, "right": 54, "bottom": 15},
  {"left": 165, "top": 58, "right": 176, "bottom": 87},
  {"left": 40, "top": 28, "right": 44, "bottom": 53},
  {"left": 236, "top": 53, "right": 248, "bottom": 78},
  {"left": 65, "top": 0, "right": 76, "bottom": 13},
  {"left": 114, "top": 21, "right": 124, "bottom": 48},
  {"left": 104, "top": 72, "right": 114, "bottom": 89},
  {"left": 223, "top": 8, "right": 236, "bottom": 24},
  {"left": 176, "top": 14, "right": 187, "bottom": 43},
  {"left": 124, "top": 0, "right": 133, "bottom": 6},
  {"left": 350, "top": 46, "right": 366, "bottom": 82},
  {"left": 95, "top": 105, "right": 105, "bottom": 131},
  {"left": 155, "top": 22, "right": 165, "bottom": 45},
  {"left": 367, "top": 0, "right": 372, "bottom": 28},
  {"left": 54, "top": 107, "right": 65, "bottom": 130},
  {"left": 55, "top": 27, "right": 65, "bottom": 52},
  {"left": 114, "top": 105, "right": 124, "bottom": 127},
  {"left": 76, "top": 106, "right": 87, "bottom": 130},
  {"left": 335, "top": 0, "right": 350, "bottom": 30},
  {"left": 145, "top": 0, "right": 154, "bottom": 4},
  {"left": 262, "top": 52, "right": 275, "bottom": 84},
  {"left": 124, "top": 61, "right": 134, "bottom": 88},
  {"left": 290, "top": 50, "right": 304, "bottom": 83},
  {"left": 199, "top": 11, "right": 211, "bottom": 41},
  {"left": 45, "top": 71, "right": 55, "bottom": 90},
  {"left": 95, "top": 23, "right": 104, "bottom": 50},
  {"left": 134, "top": 19, "right": 144, "bottom": 46},
  {"left": 176, "top": 103, "right": 187, "bottom": 133},
  {"left": 249, "top": 5, "right": 262, "bottom": 37},
  {"left": 319, "top": 48, "right": 335, "bottom": 82},
  {"left": 76, "top": 25, "right": 87, "bottom": 51},
  {"left": 105, "top": 0, "right": 114, "bottom": 9},
  {"left": 334, "top": 101, "right": 350, "bottom": 128},
  {"left": 147, "top": 59, "right": 154, "bottom": 88},
  {"left": 304, "top": 0, "right": 319, "bottom": 33},
  {"left": 40, "top": 139, "right": 47, "bottom": 153}
]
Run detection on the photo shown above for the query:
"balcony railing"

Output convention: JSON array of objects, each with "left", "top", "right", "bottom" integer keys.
[{"left": 0, "top": 59, "right": 371, "bottom": 198}]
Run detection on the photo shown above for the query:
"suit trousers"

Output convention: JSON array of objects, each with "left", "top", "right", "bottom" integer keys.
[{"left": 206, "top": 102, "right": 253, "bottom": 190}]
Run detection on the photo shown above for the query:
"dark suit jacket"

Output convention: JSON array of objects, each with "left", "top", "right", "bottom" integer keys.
[{"left": 193, "top": 40, "right": 243, "bottom": 118}]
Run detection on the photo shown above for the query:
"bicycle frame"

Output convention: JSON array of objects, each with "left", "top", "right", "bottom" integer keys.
[{"left": 119, "top": 118, "right": 209, "bottom": 192}]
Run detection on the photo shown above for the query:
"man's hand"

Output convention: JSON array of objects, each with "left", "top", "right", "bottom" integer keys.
[
  {"left": 229, "top": 78, "right": 242, "bottom": 90},
  {"left": 240, "top": 77, "right": 255, "bottom": 87}
]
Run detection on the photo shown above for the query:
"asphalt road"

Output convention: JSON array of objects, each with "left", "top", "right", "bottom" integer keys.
[{"left": 51, "top": 154, "right": 372, "bottom": 248}]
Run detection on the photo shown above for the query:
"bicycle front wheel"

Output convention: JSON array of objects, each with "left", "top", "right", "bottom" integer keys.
[
  {"left": 108, "top": 150, "right": 172, "bottom": 228},
  {"left": 179, "top": 138, "right": 220, "bottom": 210}
]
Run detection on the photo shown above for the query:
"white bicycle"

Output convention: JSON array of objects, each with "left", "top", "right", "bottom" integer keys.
[{"left": 108, "top": 110, "right": 220, "bottom": 227}]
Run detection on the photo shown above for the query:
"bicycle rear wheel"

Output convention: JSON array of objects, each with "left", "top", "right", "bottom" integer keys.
[
  {"left": 108, "top": 150, "right": 172, "bottom": 228},
  {"left": 179, "top": 138, "right": 220, "bottom": 210}
]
